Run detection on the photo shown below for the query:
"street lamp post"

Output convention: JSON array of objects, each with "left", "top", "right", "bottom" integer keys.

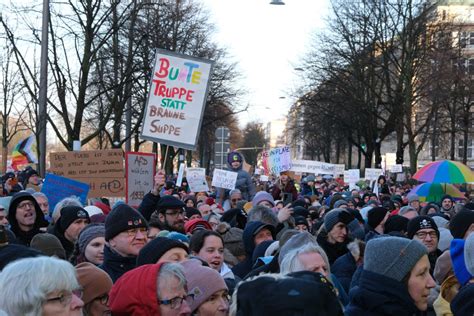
[{"left": 38, "top": 0, "right": 49, "bottom": 177}]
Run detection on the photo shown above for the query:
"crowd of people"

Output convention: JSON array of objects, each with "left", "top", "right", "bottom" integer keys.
[{"left": 0, "top": 151, "right": 473, "bottom": 315}]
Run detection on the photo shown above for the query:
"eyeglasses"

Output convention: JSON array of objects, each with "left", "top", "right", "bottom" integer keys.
[
  {"left": 18, "top": 201, "right": 34, "bottom": 210},
  {"left": 125, "top": 227, "right": 148, "bottom": 237},
  {"left": 165, "top": 210, "right": 185, "bottom": 217},
  {"left": 95, "top": 293, "right": 109, "bottom": 305},
  {"left": 45, "top": 289, "right": 83, "bottom": 306},
  {"left": 159, "top": 294, "right": 194, "bottom": 309},
  {"left": 415, "top": 231, "right": 438, "bottom": 239}
]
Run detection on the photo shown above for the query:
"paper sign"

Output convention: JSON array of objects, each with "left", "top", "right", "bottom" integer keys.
[
  {"left": 211, "top": 169, "right": 238, "bottom": 190},
  {"left": 41, "top": 173, "right": 89, "bottom": 211},
  {"left": 290, "top": 159, "right": 335, "bottom": 175},
  {"left": 262, "top": 146, "right": 292, "bottom": 175},
  {"left": 333, "top": 164, "right": 345, "bottom": 176},
  {"left": 390, "top": 164, "right": 403, "bottom": 173},
  {"left": 125, "top": 152, "right": 156, "bottom": 207},
  {"left": 140, "top": 49, "right": 214, "bottom": 150},
  {"left": 344, "top": 169, "right": 360, "bottom": 184},
  {"left": 186, "top": 168, "right": 209, "bottom": 192},
  {"left": 176, "top": 163, "right": 185, "bottom": 187},
  {"left": 260, "top": 175, "right": 269, "bottom": 182},
  {"left": 365, "top": 168, "right": 383, "bottom": 181}
]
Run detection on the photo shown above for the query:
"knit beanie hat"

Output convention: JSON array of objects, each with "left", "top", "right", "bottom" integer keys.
[
  {"left": 449, "top": 210, "right": 474, "bottom": 239},
  {"left": 407, "top": 216, "right": 439, "bottom": 239},
  {"left": 184, "top": 218, "right": 212, "bottom": 235},
  {"left": 450, "top": 239, "right": 471, "bottom": 286},
  {"left": 185, "top": 207, "right": 201, "bottom": 219},
  {"left": 399, "top": 206, "right": 416, "bottom": 217},
  {"left": 441, "top": 194, "right": 453, "bottom": 203},
  {"left": 59, "top": 206, "right": 90, "bottom": 233},
  {"left": 333, "top": 199, "right": 348, "bottom": 209},
  {"left": 292, "top": 206, "right": 309, "bottom": 218},
  {"left": 367, "top": 207, "right": 389, "bottom": 230},
  {"left": 229, "top": 189, "right": 242, "bottom": 198},
  {"left": 167, "top": 232, "right": 190, "bottom": 244},
  {"left": 136, "top": 237, "right": 188, "bottom": 266},
  {"left": 252, "top": 191, "right": 275, "bottom": 207},
  {"left": 78, "top": 224, "right": 105, "bottom": 255},
  {"left": 227, "top": 151, "right": 243, "bottom": 165},
  {"left": 76, "top": 262, "right": 113, "bottom": 305},
  {"left": 104, "top": 204, "right": 147, "bottom": 241},
  {"left": 84, "top": 205, "right": 103, "bottom": 217},
  {"left": 30, "top": 233, "right": 66, "bottom": 259},
  {"left": 408, "top": 194, "right": 419, "bottom": 203},
  {"left": 465, "top": 233, "right": 474, "bottom": 276},
  {"left": 364, "top": 236, "right": 428, "bottom": 282},
  {"left": 323, "top": 208, "right": 354, "bottom": 232},
  {"left": 294, "top": 216, "right": 309, "bottom": 230},
  {"left": 156, "top": 195, "right": 185, "bottom": 213},
  {"left": 181, "top": 259, "right": 228, "bottom": 312},
  {"left": 384, "top": 215, "right": 409, "bottom": 234}
]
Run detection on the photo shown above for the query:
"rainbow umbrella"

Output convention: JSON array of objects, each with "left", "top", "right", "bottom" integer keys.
[
  {"left": 409, "top": 183, "right": 465, "bottom": 202},
  {"left": 413, "top": 160, "right": 474, "bottom": 184}
]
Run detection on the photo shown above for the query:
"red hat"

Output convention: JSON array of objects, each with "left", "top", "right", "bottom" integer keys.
[
  {"left": 184, "top": 218, "right": 212, "bottom": 234},
  {"left": 94, "top": 201, "right": 111, "bottom": 215}
]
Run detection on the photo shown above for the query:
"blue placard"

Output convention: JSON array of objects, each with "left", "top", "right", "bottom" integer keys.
[{"left": 41, "top": 173, "right": 89, "bottom": 211}]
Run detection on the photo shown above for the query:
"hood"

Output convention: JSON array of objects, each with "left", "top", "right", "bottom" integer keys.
[
  {"left": 7, "top": 192, "right": 46, "bottom": 232},
  {"left": 109, "top": 263, "right": 164, "bottom": 315},
  {"left": 242, "top": 221, "right": 275, "bottom": 255}
]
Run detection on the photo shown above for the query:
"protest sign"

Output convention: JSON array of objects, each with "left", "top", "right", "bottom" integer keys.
[
  {"left": 211, "top": 169, "right": 238, "bottom": 190},
  {"left": 290, "top": 159, "right": 335, "bottom": 175},
  {"left": 260, "top": 175, "right": 269, "bottom": 182},
  {"left": 365, "top": 168, "right": 384, "bottom": 181},
  {"left": 344, "top": 169, "right": 360, "bottom": 184},
  {"left": 186, "top": 168, "right": 209, "bottom": 192},
  {"left": 176, "top": 163, "right": 185, "bottom": 187},
  {"left": 140, "top": 49, "right": 214, "bottom": 150},
  {"left": 49, "top": 149, "right": 124, "bottom": 197},
  {"left": 333, "top": 164, "right": 345, "bottom": 176},
  {"left": 125, "top": 152, "right": 156, "bottom": 207},
  {"left": 390, "top": 164, "right": 403, "bottom": 173},
  {"left": 41, "top": 173, "right": 89, "bottom": 211},
  {"left": 262, "top": 146, "right": 292, "bottom": 175}
]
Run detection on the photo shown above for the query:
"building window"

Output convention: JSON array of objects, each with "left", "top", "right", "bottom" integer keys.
[{"left": 458, "top": 138, "right": 473, "bottom": 159}]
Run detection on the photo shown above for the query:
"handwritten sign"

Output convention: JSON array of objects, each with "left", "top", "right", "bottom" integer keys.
[
  {"left": 390, "top": 164, "right": 403, "bottom": 173},
  {"left": 140, "top": 49, "right": 214, "bottom": 150},
  {"left": 49, "top": 149, "right": 124, "bottom": 197},
  {"left": 333, "top": 164, "right": 345, "bottom": 176},
  {"left": 186, "top": 168, "right": 209, "bottom": 192},
  {"left": 41, "top": 173, "right": 89, "bottom": 211},
  {"left": 262, "top": 146, "right": 292, "bottom": 175},
  {"left": 290, "top": 159, "right": 335, "bottom": 175},
  {"left": 176, "top": 163, "right": 185, "bottom": 187},
  {"left": 344, "top": 169, "right": 361, "bottom": 184},
  {"left": 211, "top": 169, "right": 238, "bottom": 190},
  {"left": 365, "top": 168, "right": 384, "bottom": 181},
  {"left": 125, "top": 152, "right": 156, "bottom": 207}
]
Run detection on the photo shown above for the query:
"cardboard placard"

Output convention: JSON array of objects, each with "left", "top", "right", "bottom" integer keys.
[
  {"left": 125, "top": 152, "right": 156, "bottom": 207},
  {"left": 262, "top": 146, "right": 292, "bottom": 175},
  {"left": 211, "top": 169, "right": 238, "bottom": 190},
  {"left": 344, "top": 169, "right": 361, "bottom": 184},
  {"left": 41, "top": 173, "right": 89, "bottom": 211},
  {"left": 80, "top": 178, "right": 125, "bottom": 198},
  {"left": 290, "top": 159, "right": 335, "bottom": 175},
  {"left": 140, "top": 49, "right": 214, "bottom": 150},
  {"left": 49, "top": 149, "right": 124, "bottom": 178},
  {"left": 186, "top": 168, "right": 209, "bottom": 192},
  {"left": 365, "top": 168, "right": 384, "bottom": 181},
  {"left": 390, "top": 164, "right": 403, "bottom": 173}
]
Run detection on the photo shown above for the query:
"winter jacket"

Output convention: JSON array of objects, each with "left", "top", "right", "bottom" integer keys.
[
  {"left": 109, "top": 262, "right": 164, "bottom": 315},
  {"left": 345, "top": 270, "right": 419, "bottom": 316},
  {"left": 317, "top": 231, "right": 350, "bottom": 264},
  {"left": 52, "top": 223, "right": 74, "bottom": 259},
  {"left": 100, "top": 245, "right": 137, "bottom": 283},
  {"left": 332, "top": 252, "right": 358, "bottom": 294},
  {"left": 271, "top": 180, "right": 298, "bottom": 201},
  {"left": 7, "top": 192, "right": 47, "bottom": 246},
  {"left": 138, "top": 192, "right": 161, "bottom": 221}
]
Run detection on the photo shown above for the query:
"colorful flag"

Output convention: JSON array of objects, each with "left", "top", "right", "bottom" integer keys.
[{"left": 11, "top": 135, "right": 38, "bottom": 171}]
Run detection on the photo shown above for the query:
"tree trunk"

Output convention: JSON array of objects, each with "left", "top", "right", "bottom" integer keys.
[
  {"left": 450, "top": 121, "right": 456, "bottom": 161},
  {"left": 431, "top": 111, "right": 438, "bottom": 161},
  {"left": 409, "top": 139, "right": 418, "bottom": 174},
  {"left": 374, "top": 141, "right": 382, "bottom": 168},
  {"left": 347, "top": 139, "right": 352, "bottom": 169}
]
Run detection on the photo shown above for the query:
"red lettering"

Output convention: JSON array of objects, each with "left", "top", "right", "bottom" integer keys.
[{"left": 155, "top": 58, "right": 170, "bottom": 78}]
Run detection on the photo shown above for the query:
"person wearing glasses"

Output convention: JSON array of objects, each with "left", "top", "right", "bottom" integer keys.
[
  {"left": 407, "top": 216, "right": 441, "bottom": 276},
  {"left": 101, "top": 204, "right": 148, "bottom": 282},
  {"left": 155, "top": 195, "right": 187, "bottom": 234},
  {"left": 110, "top": 262, "right": 193, "bottom": 315},
  {"left": 0, "top": 256, "right": 84, "bottom": 315},
  {"left": 7, "top": 191, "right": 47, "bottom": 246},
  {"left": 76, "top": 262, "right": 113, "bottom": 316}
]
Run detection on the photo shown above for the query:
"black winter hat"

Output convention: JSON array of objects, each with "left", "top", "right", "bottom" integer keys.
[
  {"left": 58, "top": 206, "right": 90, "bottom": 233},
  {"left": 449, "top": 210, "right": 474, "bottom": 239},
  {"left": 156, "top": 195, "right": 185, "bottom": 213},
  {"left": 292, "top": 206, "right": 309, "bottom": 218},
  {"left": 185, "top": 207, "right": 201, "bottom": 219},
  {"left": 384, "top": 215, "right": 409, "bottom": 234},
  {"left": 104, "top": 204, "right": 147, "bottom": 241},
  {"left": 294, "top": 216, "right": 309, "bottom": 230},
  {"left": 407, "top": 216, "right": 439, "bottom": 239},
  {"left": 367, "top": 207, "right": 389, "bottom": 230},
  {"left": 136, "top": 237, "right": 188, "bottom": 266},
  {"left": 7, "top": 191, "right": 46, "bottom": 230}
]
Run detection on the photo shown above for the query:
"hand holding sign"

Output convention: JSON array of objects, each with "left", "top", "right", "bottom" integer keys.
[{"left": 152, "top": 170, "right": 166, "bottom": 195}]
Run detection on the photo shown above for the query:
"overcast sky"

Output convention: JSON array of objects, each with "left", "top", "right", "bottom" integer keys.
[{"left": 200, "top": 0, "right": 330, "bottom": 125}]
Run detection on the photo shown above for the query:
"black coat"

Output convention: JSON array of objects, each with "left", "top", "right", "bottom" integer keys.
[
  {"left": 137, "top": 192, "right": 160, "bottom": 221},
  {"left": 317, "top": 231, "right": 350, "bottom": 264},
  {"left": 332, "top": 252, "right": 357, "bottom": 294},
  {"left": 345, "top": 270, "right": 418, "bottom": 316},
  {"left": 99, "top": 245, "right": 137, "bottom": 283}
]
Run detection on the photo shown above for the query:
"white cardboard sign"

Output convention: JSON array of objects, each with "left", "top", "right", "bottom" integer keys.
[
  {"left": 344, "top": 169, "right": 361, "bottom": 184},
  {"left": 186, "top": 168, "right": 209, "bottom": 192},
  {"left": 365, "top": 168, "right": 383, "bottom": 181},
  {"left": 211, "top": 169, "right": 238, "bottom": 190},
  {"left": 125, "top": 152, "right": 155, "bottom": 207}
]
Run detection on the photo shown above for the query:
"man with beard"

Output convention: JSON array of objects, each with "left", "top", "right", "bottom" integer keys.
[{"left": 154, "top": 195, "right": 186, "bottom": 233}]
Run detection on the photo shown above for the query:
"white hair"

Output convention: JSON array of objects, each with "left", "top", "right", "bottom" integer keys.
[
  {"left": 52, "top": 196, "right": 83, "bottom": 223},
  {"left": 279, "top": 242, "right": 331, "bottom": 281},
  {"left": 157, "top": 262, "right": 187, "bottom": 300},
  {"left": 0, "top": 256, "right": 79, "bottom": 315}
]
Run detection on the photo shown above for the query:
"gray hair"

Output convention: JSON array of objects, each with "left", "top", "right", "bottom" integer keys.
[
  {"left": 32, "top": 192, "right": 48, "bottom": 200},
  {"left": 52, "top": 196, "right": 83, "bottom": 223},
  {"left": 247, "top": 205, "right": 279, "bottom": 227},
  {"left": 399, "top": 206, "right": 416, "bottom": 216},
  {"left": 279, "top": 243, "right": 331, "bottom": 281},
  {"left": 0, "top": 257, "right": 79, "bottom": 316},
  {"left": 157, "top": 262, "right": 187, "bottom": 300}
]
